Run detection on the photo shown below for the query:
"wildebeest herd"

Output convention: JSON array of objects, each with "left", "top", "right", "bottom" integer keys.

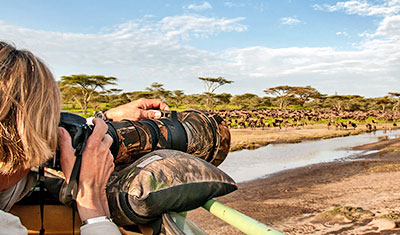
[{"left": 212, "top": 109, "right": 400, "bottom": 131}]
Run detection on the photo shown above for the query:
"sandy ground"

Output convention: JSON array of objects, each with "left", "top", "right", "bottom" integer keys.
[{"left": 188, "top": 125, "right": 400, "bottom": 234}]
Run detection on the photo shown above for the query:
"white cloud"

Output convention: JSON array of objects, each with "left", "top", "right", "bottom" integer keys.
[
  {"left": 184, "top": 2, "right": 212, "bottom": 11},
  {"left": 1, "top": 12, "right": 399, "bottom": 97},
  {"left": 224, "top": 1, "right": 246, "bottom": 8},
  {"left": 358, "top": 31, "right": 373, "bottom": 37},
  {"left": 0, "top": 16, "right": 245, "bottom": 93},
  {"left": 336, "top": 31, "right": 349, "bottom": 36},
  {"left": 280, "top": 17, "right": 302, "bottom": 25},
  {"left": 158, "top": 15, "right": 247, "bottom": 40},
  {"left": 374, "top": 15, "right": 400, "bottom": 36},
  {"left": 313, "top": 0, "right": 400, "bottom": 16},
  {"left": 220, "top": 40, "right": 400, "bottom": 96}
]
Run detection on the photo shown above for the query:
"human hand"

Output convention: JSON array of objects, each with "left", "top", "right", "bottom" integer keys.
[
  {"left": 105, "top": 98, "right": 170, "bottom": 122},
  {"left": 58, "top": 118, "right": 114, "bottom": 221}
]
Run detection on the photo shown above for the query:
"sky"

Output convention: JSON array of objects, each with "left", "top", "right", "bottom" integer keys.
[{"left": 1, "top": 0, "right": 400, "bottom": 98}]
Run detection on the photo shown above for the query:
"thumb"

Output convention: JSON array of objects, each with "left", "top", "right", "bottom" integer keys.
[
  {"left": 58, "top": 127, "right": 75, "bottom": 181},
  {"left": 141, "top": 110, "right": 162, "bottom": 119},
  {"left": 58, "top": 127, "right": 73, "bottom": 151}
]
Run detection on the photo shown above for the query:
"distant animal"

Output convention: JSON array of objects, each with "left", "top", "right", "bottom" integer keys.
[
  {"left": 297, "top": 122, "right": 306, "bottom": 127},
  {"left": 327, "top": 121, "right": 332, "bottom": 129},
  {"left": 340, "top": 122, "right": 348, "bottom": 129},
  {"left": 238, "top": 121, "right": 246, "bottom": 129},
  {"left": 248, "top": 118, "right": 257, "bottom": 129},
  {"left": 366, "top": 123, "right": 372, "bottom": 132},
  {"left": 272, "top": 119, "right": 283, "bottom": 129},
  {"left": 347, "top": 121, "right": 357, "bottom": 130}
]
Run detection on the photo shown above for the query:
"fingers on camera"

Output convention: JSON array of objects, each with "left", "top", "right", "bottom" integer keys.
[
  {"left": 103, "top": 134, "right": 113, "bottom": 148},
  {"left": 58, "top": 127, "right": 75, "bottom": 154},
  {"left": 92, "top": 118, "right": 108, "bottom": 137}
]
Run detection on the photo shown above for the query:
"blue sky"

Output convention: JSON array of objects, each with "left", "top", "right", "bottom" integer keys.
[{"left": 1, "top": 0, "right": 400, "bottom": 97}]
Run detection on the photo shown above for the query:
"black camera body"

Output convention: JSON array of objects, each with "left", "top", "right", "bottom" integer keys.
[{"left": 48, "top": 112, "right": 119, "bottom": 170}]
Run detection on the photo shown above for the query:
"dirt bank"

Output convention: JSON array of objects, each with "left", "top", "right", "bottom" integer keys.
[{"left": 189, "top": 135, "right": 400, "bottom": 234}]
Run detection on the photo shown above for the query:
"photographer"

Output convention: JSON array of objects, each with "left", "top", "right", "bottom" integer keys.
[{"left": 0, "top": 41, "right": 169, "bottom": 234}]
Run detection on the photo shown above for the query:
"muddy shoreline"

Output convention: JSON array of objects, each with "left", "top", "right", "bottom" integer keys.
[{"left": 189, "top": 132, "right": 400, "bottom": 234}]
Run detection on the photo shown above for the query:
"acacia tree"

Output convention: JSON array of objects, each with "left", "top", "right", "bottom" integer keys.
[
  {"left": 372, "top": 96, "right": 392, "bottom": 111},
  {"left": 146, "top": 82, "right": 171, "bottom": 101},
  {"left": 324, "top": 95, "right": 363, "bottom": 112},
  {"left": 182, "top": 94, "right": 202, "bottom": 109},
  {"left": 347, "top": 96, "right": 367, "bottom": 111},
  {"left": 231, "top": 93, "right": 261, "bottom": 109},
  {"left": 263, "top": 85, "right": 294, "bottom": 109},
  {"left": 60, "top": 74, "right": 117, "bottom": 115},
  {"left": 388, "top": 92, "right": 400, "bottom": 111},
  {"left": 264, "top": 85, "right": 322, "bottom": 108},
  {"left": 292, "top": 86, "right": 322, "bottom": 106},
  {"left": 215, "top": 93, "right": 232, "bottom": 106},
  {"left": 306, "top": 94, "right": 327, "bottom": 110},
  {"left": 167, "top": 90, "right": 185, "bottom": 108},
  {"left": 101, "top": 88, "right": 124, "bottom": 109},
  {"left": 58, "top": 84, "right": 83, "bottom": 110},
  {"left": 198, "top": 77, "right": 233, "bottom": 110},
  {"left": 126, "top": 91, "right": 151, "bottom": 99}
]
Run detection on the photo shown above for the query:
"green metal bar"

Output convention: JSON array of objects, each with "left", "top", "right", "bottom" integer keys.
[
  {"left": 202, "top": 199, "right": 285, "bottom": 235},
  {"left": 176, "top": 211, "right": 187, "bottom": 229}
]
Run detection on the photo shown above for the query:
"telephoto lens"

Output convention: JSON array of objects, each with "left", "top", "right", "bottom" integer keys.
[
  {"left": 53, "top": 110, "right": 230, "bottom": 170},
  {"left": 109, "top": 110, "right": 230, "bottom": 167}
]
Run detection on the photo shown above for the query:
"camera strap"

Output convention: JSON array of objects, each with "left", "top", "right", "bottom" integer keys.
[
  {"left": 67, "top": 156, "right": 82, "bottom": 235},
  {"left": 66, "top": 157, "right": 82, "bottom": 201},
  {"left": 64, "top": 125, "right": 91, "bottom": 235},
  {"left": 39, "top": 166, "right": 45, "bottom": 235},
  {"left": 65, "top": 125, "right": 90, "bottom": 200}
]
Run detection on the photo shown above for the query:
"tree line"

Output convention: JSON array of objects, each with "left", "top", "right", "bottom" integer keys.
[{"left": 58, "top": 74, "right": 400, "bottom": 115}]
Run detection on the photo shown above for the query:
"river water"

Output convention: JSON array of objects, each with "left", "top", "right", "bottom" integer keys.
[{"left": 219, "top": 129, "right": 400, "bottom": 183}]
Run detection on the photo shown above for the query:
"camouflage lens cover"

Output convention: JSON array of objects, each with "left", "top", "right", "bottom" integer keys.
[{"left": 106, "top": 149, "right": 237, "bottom": 226}]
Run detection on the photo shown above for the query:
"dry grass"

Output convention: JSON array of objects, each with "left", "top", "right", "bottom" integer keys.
[{"left": 368, "top": 164, "right": 400, "bottom": 172}]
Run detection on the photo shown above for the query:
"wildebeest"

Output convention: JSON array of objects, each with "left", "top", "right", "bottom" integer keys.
[
  {"left": 366, "top": 123, "right": 372, "bottom": 132},
  {"left": 347, "top": 121, "right": 357, "bottom": 130},
  {"left": 215, "top": 109, "right": 399, "bottom": 131}
]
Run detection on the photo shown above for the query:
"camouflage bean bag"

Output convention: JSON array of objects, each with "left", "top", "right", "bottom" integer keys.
[{"left": 106, "top": 149, "right": 237, "bottom": 226}]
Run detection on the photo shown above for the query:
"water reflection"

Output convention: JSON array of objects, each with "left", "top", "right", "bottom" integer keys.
[{"left": 219, "top": 130, "right": 400, "bottom": 183}]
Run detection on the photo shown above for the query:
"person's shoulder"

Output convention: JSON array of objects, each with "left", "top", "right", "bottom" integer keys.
[{"left": 0, "top": 210, "right": 28, "bottom": 234}]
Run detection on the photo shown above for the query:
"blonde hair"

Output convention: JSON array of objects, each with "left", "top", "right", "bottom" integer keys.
[{"left": 0, "top": 41, "right": 61, "bottom": 175}]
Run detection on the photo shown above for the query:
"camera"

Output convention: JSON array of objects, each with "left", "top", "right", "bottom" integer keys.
[
  {"left": 46, "top": 110, "right": 231, "bottom": 170},
  {"left": 27, "top": 110, "right": 232, "bottom": 233}
]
